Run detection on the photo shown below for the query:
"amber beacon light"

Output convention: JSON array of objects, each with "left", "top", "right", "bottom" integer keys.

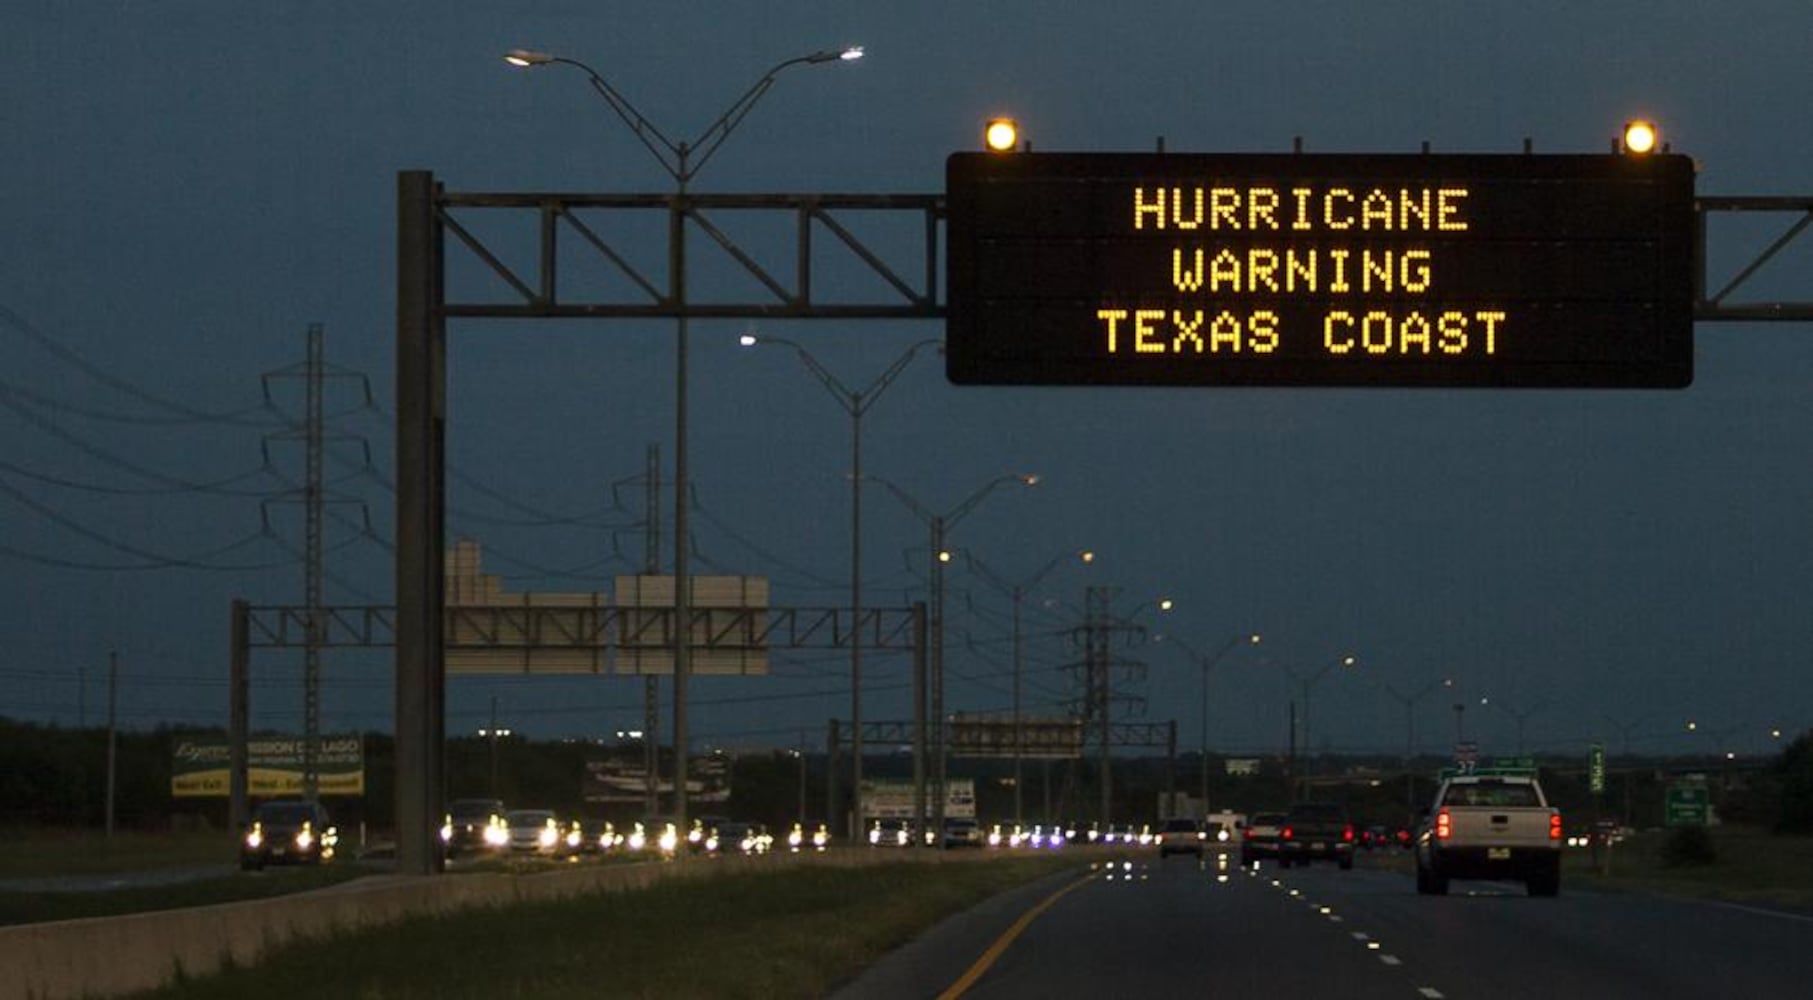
[
  {"left": 1621, "top": 119, "right": 1659, "bottom": 154},
  {"left": 984, "top": 117, "right": 1020, "bottom": 152}
]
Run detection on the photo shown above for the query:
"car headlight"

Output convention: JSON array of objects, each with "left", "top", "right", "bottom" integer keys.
[
  {"left": 244, "top": 826, "right": 263, "bottom": 850},
  {"left": 658, "top": 826, "right": 679, "bottom": 854},
  {"left": 869, "top": 829, "right": 881, "bottom": 845},
  {"left": 295, "top": 828, "right": 314, "bottom": 851},
  {"left": 627, "top": 827, "right": 647, "bottom": 852},
  {"left": 538, "top": 826, "right": 558, "bottom": 848}
]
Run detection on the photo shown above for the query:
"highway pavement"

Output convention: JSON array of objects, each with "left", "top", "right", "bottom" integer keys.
[{"left": 834, "top": 849, "right": 1813, "bottom": 999}]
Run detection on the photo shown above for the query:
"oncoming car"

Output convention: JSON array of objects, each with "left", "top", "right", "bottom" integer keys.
[
  {"left": 869, "top": 818, "right": 914, "bottom": 848},
  {"left": 241, "top": 800, "right": 337, "bottom": 870},
  {"left": 441, "top": 798, "right": 508, "bottom": 857},
  {"left": 504, "top": 809, "right": 580, "bottom": 856}
]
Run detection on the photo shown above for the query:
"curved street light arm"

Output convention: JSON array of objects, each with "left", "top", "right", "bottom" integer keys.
[
  {"left": 684, "top": 54, "right": 824, "bottom": 180},
  {"left": 851, "top": 339, "right": 942, "bottom": 418},
  {"left": 947, "top": 473, "right": 1036, "bottom": 528},
  {"left": 551, "top": 57, "right": 687, "bottom": 180},
  {"left": 866, "top": 473, "right": 935, "bottom": 524}
]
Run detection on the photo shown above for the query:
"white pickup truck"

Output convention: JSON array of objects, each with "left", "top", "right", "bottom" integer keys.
[{"left": 1414, "top": 769, "right": 1562, "bottom": 897}]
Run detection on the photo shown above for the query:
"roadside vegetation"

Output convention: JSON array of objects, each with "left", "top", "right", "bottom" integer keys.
[
  {"left": 0, "top": 864, "right": 371, "bottom": 926},
  {"left": 0, "top": 828, "right": 231, "bottom": 879},
  {"left": 1566, "top": 824, "right": 1813, "bottom": 910},
  {"left": 130, "top": 856, "right": 1080, "bottom": 1000}
]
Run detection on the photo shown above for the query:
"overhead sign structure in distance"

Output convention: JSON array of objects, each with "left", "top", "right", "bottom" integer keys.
[{"left": 946, "top": 151, "right": 1695, "bottom": 388}]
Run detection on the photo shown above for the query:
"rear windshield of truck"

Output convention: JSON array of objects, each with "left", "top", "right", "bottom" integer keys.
[{"left": 1441, "top": 782, "right": 1542, "bottom": 807}]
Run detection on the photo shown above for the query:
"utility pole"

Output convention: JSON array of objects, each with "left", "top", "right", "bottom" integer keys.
[
  {"left": 489, "top": 695, "right": 500, "bottom": 798},
  {"left": 644, "top": 443, "right": 662, "bottom": 817},
  {"left": 105, "top": 649, "right": 118, "bottom": 839}
]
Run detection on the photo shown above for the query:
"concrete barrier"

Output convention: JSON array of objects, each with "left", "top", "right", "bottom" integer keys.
[{"left": 0, "top": 847, "right": 1012, "bottom": 1000}]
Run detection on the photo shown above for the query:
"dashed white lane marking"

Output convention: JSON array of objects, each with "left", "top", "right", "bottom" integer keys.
[
  {"left": 1351, "top": 932, "right": 1370, "bottom": 942},
  {"left": 1378, "top": 954, "right": 1403, "bottom": 966},
  {"left": 1702, "top": 899, "right": 1813, "bottom": 924},
  {"left": 1417, "top": 988, "right": 1446, "bottom": 999}
]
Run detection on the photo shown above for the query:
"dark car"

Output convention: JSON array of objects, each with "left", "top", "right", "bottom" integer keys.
[
  {"left": 1280, "top": 802, "right": 1355, "bottom": 870},
  {"left": 441, "top": 797, "right": 507, "bottom": 857},
  {"left": 241, "top": 800, "right": 337, "bottom": 870},
  {"left": 1156, "top": 817, "right": 1206, "bottom": 858}
]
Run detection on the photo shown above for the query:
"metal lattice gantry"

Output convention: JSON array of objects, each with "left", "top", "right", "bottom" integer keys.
[
  {"left": 228, "top": 599, "right": 925, "bottom": 833},
  {"left": 435, "top": 190, "right": 945, "bottom": 320},
  {"left": 1695, "top": 196, "right": 1813, "bottom": 321},
  {"left": 395, "top": 171, "right": 1810, "bottom": 877}
]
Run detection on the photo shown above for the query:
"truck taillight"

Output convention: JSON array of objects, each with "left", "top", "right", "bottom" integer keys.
[
  {"left": 1435, "top": 808, "right": 1452, "bottom": 841},
  {"left": 1342, "top": 824, "right": 1354, "bottom": 842},
  {"left": 1280, "top": 825, "right": 1294, "bottom": 840},
  {"left": 1549, "top": 812, "right": 1563, "bottom": 841}
]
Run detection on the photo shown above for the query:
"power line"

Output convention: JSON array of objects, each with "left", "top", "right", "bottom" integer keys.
[{"left": 0, "top": 304, "right": 280, "bottom": 427}]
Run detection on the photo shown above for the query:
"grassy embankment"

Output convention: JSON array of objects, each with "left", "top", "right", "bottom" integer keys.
[
  {"left": 0, "top": 828, "right": 369, "bottom": 925},
  {"left": 1567, "top": 825, "right": 1813, "bottom": 910},
  {"left": 128, "top": 855, "right": 1082, "bottom": 1000}
]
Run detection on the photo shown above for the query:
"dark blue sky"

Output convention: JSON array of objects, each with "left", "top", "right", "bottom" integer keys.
[{"left": 4, "top": 1, "right": 1810, "bottom": 761}]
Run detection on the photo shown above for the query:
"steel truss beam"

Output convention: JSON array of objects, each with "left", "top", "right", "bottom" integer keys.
[
  {"left": 1696, "top": 196, "right": 1813, "bottom": 321},
  {"left": 438, "top": 191, "right": 945, "bottom": 319},
  {"left": 231, "top": 601, "right": 919, "bottom": 829},
  {"left": 244, "top": 605, "right": 920, "bottom": 650},
  {"left": 850, "top": 719, "right": 1172, "bottom": 749}
]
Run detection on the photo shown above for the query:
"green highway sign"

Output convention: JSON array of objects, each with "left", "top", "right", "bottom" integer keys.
[
  {"left": 1665, "top": 783, "right": 1710, "bottom": 827},
  {"left": 1589, "top": 742, "right": 1606, "bottom": 795}
]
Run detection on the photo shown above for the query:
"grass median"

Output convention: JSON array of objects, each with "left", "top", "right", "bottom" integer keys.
[
  {"left": 0, "top": 865, "right": 373, "bottom": 926},
  {"left": 131, "top": 854, "right": 1081, "bottom": 1000}
]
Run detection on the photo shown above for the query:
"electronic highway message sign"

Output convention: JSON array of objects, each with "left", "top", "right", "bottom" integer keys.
[{"left": 946, "top": 152, "right": 1695, "bottom": 388}]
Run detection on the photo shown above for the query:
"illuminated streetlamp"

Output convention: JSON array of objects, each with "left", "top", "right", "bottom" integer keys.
[
  {"left": 1479, "top": 695, "right": 1550, "bottom": 755},
  {"left": 738, "top": 332, "right": 938, "bottom": 837},
  {"left": 1156, "top": 632, "right": 1263, "bottom": 812},
  {"left": 1282, "top": 654, "right": 1358, "bottom": 780},
  {"left": 506, "top": 42, "right": 861, "bottom": 845},
  {"left": 967, "top": 549, "right": 1094, "bottom": 826},
  {"left": 870, "top": 473, "right": 1039, "bottom": 840},
  {"left": 1375, "top": 676, "right": 1453, "bottom": 812}
]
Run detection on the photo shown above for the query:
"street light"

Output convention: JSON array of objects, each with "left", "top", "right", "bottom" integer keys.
[
  {"left": 739, "top": 332, "right": 939, "bottom": 837},
  {"left": 967, "top": 549, "right": 1094, "bottom": 827},
  {"left": 1280, "top": 654, "right": 1358, "bottom": 781},
  {"left": 506, "top": 43, "right": 861, "bottom": 847},
  {"left": 1374, "top": 676, "right": 1452, "bottom": 813},
  {"left": 1155, "top": 632, "right": 1262, "bottom": 814},
  {"left": 1478, "top": 695, "right": 1550, "bottom": 755},
  {"left": 870, "top": 472, "right": 1038, "bottom": 841}
]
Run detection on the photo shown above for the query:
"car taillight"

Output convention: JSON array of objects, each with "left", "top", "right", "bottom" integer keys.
[
  {"left": 1280, "top": 825, "right": 1294, "bottom": 840},
  {"left": 1342, "top": 824, "right": 1354, "bottom": 842},
  {"left": 1435, "top": 808, "right": 1452, "bottom": 841},
  {"left": 1549, "top": 812, "right": 1563, "bottom": 841}
]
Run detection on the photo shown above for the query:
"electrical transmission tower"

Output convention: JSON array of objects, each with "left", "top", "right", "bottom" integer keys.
[
  {"left": 261, "top": 323, "right": 372, "bottom": 801},
  {"left": 1061, "top": 586, "right": 1148, "bottom": 824}
]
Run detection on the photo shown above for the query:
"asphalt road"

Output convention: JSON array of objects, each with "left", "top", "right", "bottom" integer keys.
[{"left": 835, "top": 849, "right": 1813, "bottom": 999}]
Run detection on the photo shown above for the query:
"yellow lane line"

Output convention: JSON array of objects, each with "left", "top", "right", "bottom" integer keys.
[{"left": 936, "top": 869, "right": 1099, "bottom": 1000}]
